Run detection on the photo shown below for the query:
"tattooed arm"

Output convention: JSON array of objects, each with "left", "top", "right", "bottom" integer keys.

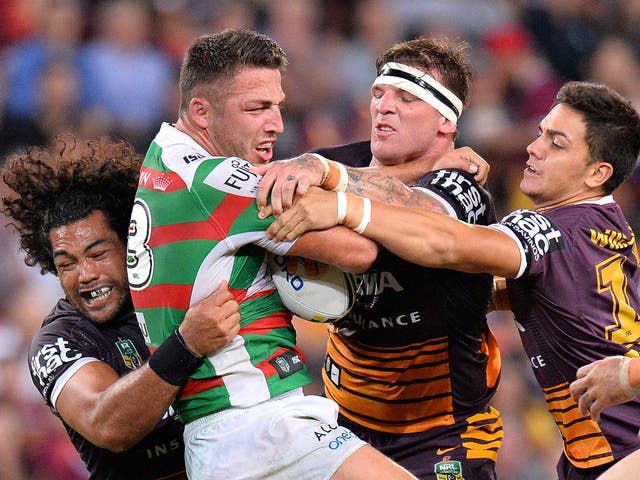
[
  {"left": 341, "top": 167, "right": 450, "bottom": 214},
  {"left": 254, "top": 148, "right": 484, "bottom": 216}
]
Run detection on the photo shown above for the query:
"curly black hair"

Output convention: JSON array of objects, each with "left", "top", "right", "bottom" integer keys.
[{"left": 2, "top": 135, "right": 142, "bottom": 275}]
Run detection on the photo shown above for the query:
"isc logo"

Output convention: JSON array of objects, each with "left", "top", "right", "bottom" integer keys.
[{"left": 271, "top": 255, "right": 305, "bottom": 291}]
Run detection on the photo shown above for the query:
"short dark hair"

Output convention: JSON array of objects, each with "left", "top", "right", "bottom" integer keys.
[
  {"left": 376, "top": 37, "right": 472, "bottom": 109},
  {"left": 178, "top": 28, "right": 288, "bottom": 114},
  {"left": 553, "top": 81, "right": 640, "bottom": 194},
  {"left": 1, "top": 135, "right": 142, "bottom": 275}
]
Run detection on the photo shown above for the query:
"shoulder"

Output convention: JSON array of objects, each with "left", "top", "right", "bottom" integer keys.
[
  {"left": 497, "top": 209, "right": 565, "bottom": 270},
  {"left": 416, "top": 168, "right": 496, "bottom": 224},
  {"left": 28, "top": 300, "right": 102, "bottom": 402}
]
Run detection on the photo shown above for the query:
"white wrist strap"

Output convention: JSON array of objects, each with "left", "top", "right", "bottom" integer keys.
[
  {"left": 354, "top": 197, "right": 372, "bottom": 234},
  {"left": 336, "top": 191, "right": 347, "bottom": 224},
  {"left": 333, "top": 162, "right": 348, "bottom": 192},
  {"left": 619, "top": 356, "right": 640, "bottom": 395},
  {"left": 310, "top": 153, "right": 330, "bottom": 185}
]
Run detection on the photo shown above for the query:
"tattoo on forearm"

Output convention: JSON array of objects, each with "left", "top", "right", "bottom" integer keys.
[{"left": 346, "top": 168, "right": 448, "bottom": 215}]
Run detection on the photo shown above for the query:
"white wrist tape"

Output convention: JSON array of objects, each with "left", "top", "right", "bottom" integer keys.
[
  {"left": 336, "top": 191, "right": 347, "bottom": 224},
  {"left": 354, "top": 197, "right": 372, "bottom": 234},
  {"left": 333, "top": 162, "right": 348, "bottom": 192},
  {"left": 619, "top": 356, "right": 640, "bottom": 396},
  {"left": 309, "top": 153, "right": 330, "bottom": 185}
]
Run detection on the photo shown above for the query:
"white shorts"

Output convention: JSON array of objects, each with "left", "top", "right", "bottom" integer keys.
[{"left": 183, "top": 389, "right": 367, "bottom": 480}]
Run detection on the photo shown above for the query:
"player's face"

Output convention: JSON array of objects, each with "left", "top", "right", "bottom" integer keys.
[
  {"left": 369, "top": 83, "right": 443, "bottom": 166},
  {"left": 50, "top": 210, "right": 131, "bottom": 324},
  {"left": 208, "top": 67, "right": 285, "bottom": 165},
  {"left": 521, "top": 104, "right": 593, "bottom": 209}
]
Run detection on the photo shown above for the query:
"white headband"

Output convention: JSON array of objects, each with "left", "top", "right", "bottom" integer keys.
[{"left": 372, "top": 62, "right": 463, "bottom": 124}]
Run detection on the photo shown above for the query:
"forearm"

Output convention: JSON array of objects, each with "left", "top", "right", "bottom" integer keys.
[
  {"left": 343, "top": 198, "right": 520, "bottom": 277},
  {"left": 290, "top": 226, "right": 378, "bottom": 274},
  {"left": 88, "top": 365, "right": 180, "bottom": 451},
  {"left": 66, "top": 330, "right": 204, "bottom": 451},
  {"left": 358, "top": 202, "right": 463, "bottom": 268}
]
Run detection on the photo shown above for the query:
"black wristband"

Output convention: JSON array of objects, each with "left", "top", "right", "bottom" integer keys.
[{"left": 148, "top": 329, "right": 204, "bottom": 386}]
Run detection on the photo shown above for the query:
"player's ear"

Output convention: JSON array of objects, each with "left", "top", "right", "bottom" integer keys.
[
  {"left": 585, "top": 161, "right": 613, "bottom": 189},
  {"left": 438, "top": 116, "right": 457, "bottom": 135},
  {"left": 189, "top": 96, "right": 212, "bottom": 129}
]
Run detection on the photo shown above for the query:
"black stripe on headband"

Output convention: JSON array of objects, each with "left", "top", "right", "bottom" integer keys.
[{"left": 379, "top": 66, "right": 460, "bottom": 118}]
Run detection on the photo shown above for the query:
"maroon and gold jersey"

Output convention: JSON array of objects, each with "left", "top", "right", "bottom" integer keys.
[
  {"left": 313, "top": 142, "right": 503, "bottom": 467},
  {"left": 29, "top": 298, "right": 186, "bottom": 480},
  {"left": 495, "top": 197, "right": 640, "bottom": 474}
]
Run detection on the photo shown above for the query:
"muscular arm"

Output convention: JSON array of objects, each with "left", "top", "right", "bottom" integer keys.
[
  {"left": 267, "top": 189, "right": 521, "bottom": 278},
  {"left": 254, "top": 148, "right": 486, "bottom": 215},
  {"left": 350, "top": 201, "right": 521, "bottom": 277},
  {"left": 56, "top": 361, "right": 178, "bottom": 452},
  {"left": 287, "top": 225, "right": 378, "bottom": 274},
  {"left": 343, "top": 167, "right": 448, "bottom": 213},
  {"left": 55, "top": 283, "right": 240, "bottom": 452}
]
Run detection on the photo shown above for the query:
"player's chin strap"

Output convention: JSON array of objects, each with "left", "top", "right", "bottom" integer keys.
[{"left": 373, "top": 62, "right": 463, "bottom": 125}]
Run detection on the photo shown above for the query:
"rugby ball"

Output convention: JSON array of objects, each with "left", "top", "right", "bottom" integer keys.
[{"left": 267, "top": 254, "right": 357, "bottom": 323}]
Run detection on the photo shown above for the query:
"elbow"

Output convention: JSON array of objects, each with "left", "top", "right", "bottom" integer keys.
[{"left": 339, "top": 239, "right": 378, "bottom": 274}]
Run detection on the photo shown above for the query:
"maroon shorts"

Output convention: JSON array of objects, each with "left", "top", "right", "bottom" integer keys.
[
  {"left": 556, "top": 454, "right": 612, "bottom": 480},
  {"left": 338, "top": 408, "right": 501, "bottom": 480}
]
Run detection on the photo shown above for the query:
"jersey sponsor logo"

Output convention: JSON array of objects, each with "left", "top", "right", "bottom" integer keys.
[
  {"left": 115, "top": 339, "right": 144, "bottom": 370},
  {"left": 347, "top": 270, "right": 420, "bottom": 331},
  {"left": 501, "top": 209, "right": 563, "bottom": 261},
  {"left": 31, "top": 337, "right": 83, "bottom": 388},
  {"left": 430, "top": 170, "right": 487, "bottom": 223},
  {"left": 347, "top": 309, "right": 422, "bottom": 330},
  {"left": 145, "top": 434, "right": 182, "bottom": 459},
  {"left": 434, "top": 456, "right": 464, "bottom": 479},
  {"left": 355, "top": 270, "right": 403, "bottom": 310},
  {"left": 436, "top": 446, "right": 459, "bottom": 455},
  {"left": 203, "top": 157, "right": 260, "bottom": 197},
  {"left": 127, "top": 199, "right": 154, "bottom": 290},
  {"left": 182, "top": 152, "right": 204, "bottom": 164},
  {"left": 269, "top": 349, "right": 304, "bottom": 378},
  {"left": 590, "top": 228, "right": 635, "bottom": 251},
  {"left": 138, "top": 168, "right": 185, "bottom": 193},
  {"left": 530, "top": 354, "right": 546, "bottom": 369},
  {"left": 313, "top": 424, "right": 357, "bottom": 451}
]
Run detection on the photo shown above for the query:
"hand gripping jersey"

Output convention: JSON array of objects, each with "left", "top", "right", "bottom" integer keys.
[
  {"left": 493, "top": 198, "right": 640, "bottom": 473},
  {"left": 127, "top": 123, "right": 308, "bottom": 424},
  {"left": 28, "top": 299, "right": 186, "bottom": 480},
  {"left": 313, "top": 142, "right": 503, "bottom": 454}
]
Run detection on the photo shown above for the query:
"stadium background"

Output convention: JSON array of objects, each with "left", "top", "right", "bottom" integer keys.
[{"left": 0, "top": 0, "right": 639, "bottom": 478}]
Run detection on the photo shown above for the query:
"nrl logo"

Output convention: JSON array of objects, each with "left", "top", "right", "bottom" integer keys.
[
  {"left": 116, "top": 339, "right": 143, "bottom": 370},
  {"left": 434, "top": 456, "right": 464, "bottom": 480}
]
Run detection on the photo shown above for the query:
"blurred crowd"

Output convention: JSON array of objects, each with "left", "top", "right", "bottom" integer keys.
[{"left": 0, "top": 0, "right": 639, "bottom": 478}]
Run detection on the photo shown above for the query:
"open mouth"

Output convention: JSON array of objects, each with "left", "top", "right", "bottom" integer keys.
[
  {"left": 375, "top": 122, "right": 394, "bottom": 134},
  {"left": 80, "top": 286, "right": 112, "bottom": 303},
  {"left": 255, "top": 141, "right": 275, "bottom": 162}
]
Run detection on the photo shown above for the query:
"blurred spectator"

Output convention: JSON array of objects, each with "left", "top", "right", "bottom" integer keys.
[
  {"left": 587, "top": 35, "right": 640, "bottom": 109},
  {"left": 2, "top": 2, "right": 640, "bottom": 479},
  {"left": 521, "top": 0, "right": 607, "bottom": 80},
  {"left": 264, "top": 0, "right": 350, "bottom": 157},
  {"left": 611, "top": 0, "right": 640, "bottom": 55},
  {"left": 4, "top": 60, "right": 108, "bottom": 157},
  {"left": 0, "top": 0, "right": 34, "bottom": 47},
  {"left": 4, "top": 0, "right": 86, "bottom": 119},
  {"left": 331, "top": 0, "right": 403, "bottom": 143},
  {"left": 460, "top": 23, "right": 563, "bottom": 214},
  {"left": 79, "top": 0, "right": 174, "bottom": 151}
]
